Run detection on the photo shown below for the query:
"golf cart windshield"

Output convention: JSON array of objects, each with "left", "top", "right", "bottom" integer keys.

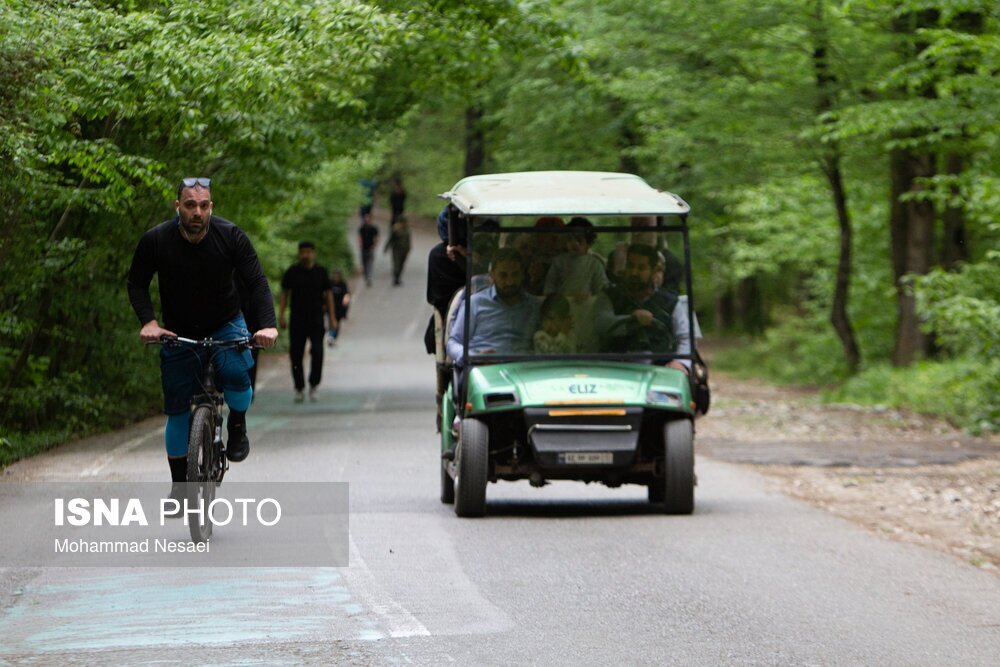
[{"left": 455, "top": 216, "right": 695, "bottom": 365}]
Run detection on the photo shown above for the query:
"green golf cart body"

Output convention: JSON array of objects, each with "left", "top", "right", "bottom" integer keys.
[{"left": 437, "top": 171, "right": 699, "bottom": 517}]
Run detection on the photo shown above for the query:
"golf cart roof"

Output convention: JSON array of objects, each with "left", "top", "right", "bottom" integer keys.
[{"left": 439, "top": 171, "right": 690, "bottom": 217}]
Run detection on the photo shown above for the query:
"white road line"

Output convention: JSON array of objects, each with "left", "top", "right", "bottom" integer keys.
[
  {"left": 80, "top": 427, "right": 165, "bottom": 477},
  {"left": 342, "top": 537, "right": 430, "bottom": 639}
]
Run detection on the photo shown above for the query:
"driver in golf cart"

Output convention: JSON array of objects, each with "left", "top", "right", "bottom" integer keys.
[{"left": 594, "top": 242, "right": 691, "bottom": 374}]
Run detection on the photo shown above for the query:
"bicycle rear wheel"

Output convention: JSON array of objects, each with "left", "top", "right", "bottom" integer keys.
[{"left": 187, "top": 406, "right": 216, "bottom": 543}]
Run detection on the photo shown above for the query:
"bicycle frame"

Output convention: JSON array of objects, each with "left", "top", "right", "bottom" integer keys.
[
  {"left": 158, "top": 335, "right": 254, "bottom": 484},
  {"left": 154, "top": 335, "right": 254, "bottom": 542}
]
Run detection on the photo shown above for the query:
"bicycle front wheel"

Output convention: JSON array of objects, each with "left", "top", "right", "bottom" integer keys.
[{"left": 186, "top": 406, "right": 216, "bottom": 543}]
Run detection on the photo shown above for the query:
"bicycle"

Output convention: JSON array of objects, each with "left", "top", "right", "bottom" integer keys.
[{"left": 155, "top": 334, "right": 255, "bottom": 542}]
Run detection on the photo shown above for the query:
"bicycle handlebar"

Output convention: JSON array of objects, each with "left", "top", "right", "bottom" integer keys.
[{"left": 147, "top": 335, "right": 261, "bottom": 350}]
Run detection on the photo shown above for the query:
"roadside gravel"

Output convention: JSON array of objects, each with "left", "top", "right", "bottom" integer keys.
[{"left": 698, "top": 372, "right": 1000, "bottom": 571}]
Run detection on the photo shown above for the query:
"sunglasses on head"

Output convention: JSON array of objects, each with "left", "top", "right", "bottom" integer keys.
[{"left": 180, "top": 177, "right": 211, "bottom": 189}]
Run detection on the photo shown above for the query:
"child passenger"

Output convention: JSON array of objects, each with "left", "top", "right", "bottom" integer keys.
[
  {"left": 533, "top": 294, "right": 575, "bottom": 354},
  {"left": 543, "top": 217, "right": 608, "bottom": 299},
  {"left": 542, "top": 217, "right": 606, "bottom": 351}
]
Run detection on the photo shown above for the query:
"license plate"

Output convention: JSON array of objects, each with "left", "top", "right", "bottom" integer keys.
[{"left": 559, "top": 452, "right": 613, "bottom": 465}]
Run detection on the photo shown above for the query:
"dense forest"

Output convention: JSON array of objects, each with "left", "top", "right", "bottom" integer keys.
[{"left": 1, "top": 0, "right": 997, "bottom": 464}]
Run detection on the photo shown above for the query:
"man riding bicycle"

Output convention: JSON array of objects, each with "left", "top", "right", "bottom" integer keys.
[{"left": 127, "top": 178, "right": 278, "bottom": 498}]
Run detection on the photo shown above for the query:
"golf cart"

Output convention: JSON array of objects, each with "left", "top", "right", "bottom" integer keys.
[{"left": 438, "top": 171, "right": 701, "bottom": 517}]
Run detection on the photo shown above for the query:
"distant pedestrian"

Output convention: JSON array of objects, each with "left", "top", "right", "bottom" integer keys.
[
  {"left": 384, "top": 216, "right": 412, "bottom": 286},
  {"left": 327, "top": 269, "right": 351, "bottom": 346},
  {"left": 279, "top": 241, "right": 336, "bottom": 403},
  {"left": 389, "top": 175, "right": 407, "bottom": 227},
  {"left": 358, "top": 177, "right": 378, "bottom": 223},
  {"left": 358, "top": 214, "right": 379, "bottom": 287}
]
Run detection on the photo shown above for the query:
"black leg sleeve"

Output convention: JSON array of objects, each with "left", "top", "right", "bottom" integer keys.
[
  {"left": 308, "top": 325, "right": 325, "bottom": 388},
  {"left": 289, "top": 324, "right": 307, "bottom": 391}
]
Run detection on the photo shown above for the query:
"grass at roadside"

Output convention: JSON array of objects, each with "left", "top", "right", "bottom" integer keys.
[
  {"left": 0, "top": 428, "right": 78, "bottom": 469},
  {"left": 712, "top": 335, "right": 998, "bottom": 436},
  {"left": 826, "top": 359, "right": 999, "bottom": 436}
]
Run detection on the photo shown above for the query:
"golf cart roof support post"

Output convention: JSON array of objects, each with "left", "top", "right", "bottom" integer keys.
[
  {"left": 681, "top": 214, "right": 695, "bottom": 357},
  {"left": 461, "top": 214, "right": 473, "bottom": 409},
  {"left": 448, "top": 205, "right": 458, "bottom": 250}
]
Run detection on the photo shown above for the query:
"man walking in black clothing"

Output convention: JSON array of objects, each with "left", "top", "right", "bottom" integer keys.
[
  {"left": 279, "top": 241, "right": 336, "bottom": 403},
  {"left": 358, "top": 214, "right": 379, "bottom": 287},
  {"left": 389, "top": 174, "right": 406, "bottom": 226}
]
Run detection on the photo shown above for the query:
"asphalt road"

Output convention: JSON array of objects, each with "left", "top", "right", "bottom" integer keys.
[{"left": 1, "top": 220, "right": 999, "bottom": 666}]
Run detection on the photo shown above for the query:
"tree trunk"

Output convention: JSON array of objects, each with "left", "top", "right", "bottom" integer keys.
[
  {"left": 890, "top": 149, "right": 935, "bottom": 366},
  {"left": 714, "top": 289, "right": 734, "bottom": 333},
  {"left": 812, "top": 0, "right": 860, "bottom": 373},
  {"left": 618, "top": 117, "right": 640, "bottom": 175},
  {"left": 940, "top": 153, "right": 968, "bottom": 270},
  {"left": 735, "top": 276, "right": 766, "bottom": 334},
  {"left": 826, "top": 159, "right": 860, "bottom": 372},
  {"left": 889, "top": 7, "right": 939, "bottom": 366},
  {"left": 464, "top": 106, "right": 485, "bottom": 177}
]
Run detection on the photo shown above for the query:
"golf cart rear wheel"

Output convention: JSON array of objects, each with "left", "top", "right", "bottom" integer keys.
[
  {"left": 454, "top": 417, "right": 488, "bottom": 518},
  {"left": 440, "top": 462, "right": 455, "bottom": 504},
  {"left": 662, "top": 419, "right": 694, "bottom": 515}
]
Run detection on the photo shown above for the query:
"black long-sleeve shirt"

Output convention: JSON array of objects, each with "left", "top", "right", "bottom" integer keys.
[
  {"left": 127, "top": 216, "right": 276, "bottom": 337},
  {"left": 426, "top": 242, "right": 466, "bottom": 316}
]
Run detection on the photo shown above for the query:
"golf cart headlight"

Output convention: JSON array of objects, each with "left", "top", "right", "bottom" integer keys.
[{"left": 647, "top": 390, "right": 682, "bottom": 407}]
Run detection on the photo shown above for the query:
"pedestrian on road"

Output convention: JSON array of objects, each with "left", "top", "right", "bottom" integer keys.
[
  {"left": 327, "top": 269, "right": 351, "bottom": 346},
  {"left": 358, "top": 177, "right": 378, "bottom": 224},
  {"left": 384, "top": 216, "right": 411, "bottom": 286},
  {"left": 425, "top": 218, "right": 469, "bottom": 431},
  {"left": 127, "top": 177, "right": 278, "bottom": 505},
  {"left": 358, "top": 214, "right": 379, "bottom": 287},
  {"left": 389, "top": 174, "right": 406, "bottom": 227},
  {"left": 279, "top": 241, "right": 336, "bottom": 403}
]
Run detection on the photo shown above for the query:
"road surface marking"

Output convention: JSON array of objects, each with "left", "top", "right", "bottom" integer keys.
[
  {"left": 80, "top": 427, "right": 165, "bottom": 477},
  {"left": 342, "top": 537, "right": 430, "bottom": 639}
]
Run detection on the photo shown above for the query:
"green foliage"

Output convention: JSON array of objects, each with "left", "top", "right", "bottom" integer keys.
[
  {"left": 713, "top": 309, "right": 853, "bottom": 385},
  {"left": 384, "top": 104, "right": 467, "bottom": 218},
  {"left": 2, "top": 0, "right": 997, "bottom": 459},
  {"left": 827, "top": 358, "right": 1000, "bottom": 435},
  {"left": 0, "top": 0, "right": 565, "bottom": 465},
  {"left": 916, "top": 256, "right": 1000, "bottom": 359}
]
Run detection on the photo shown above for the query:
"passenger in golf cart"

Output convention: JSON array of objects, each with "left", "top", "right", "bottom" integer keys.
[
  {"left": 444, "top": 225, "right": 693, "bottom": 419},
  {"left": 445, "top": 239, "right": 691, "bottom": 373}
]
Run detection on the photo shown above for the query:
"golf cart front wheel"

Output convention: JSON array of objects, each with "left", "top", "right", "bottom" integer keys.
[
  {"left": 661, "top": 419, "right": 694, "bottom": 515},
  {"left": 454, "top": 417, "right": 488, "bottom": 518}
]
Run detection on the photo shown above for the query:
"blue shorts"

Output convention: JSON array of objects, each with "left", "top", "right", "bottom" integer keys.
[{"left": 160, "top": 314, "right": 255, "bottom": 415}]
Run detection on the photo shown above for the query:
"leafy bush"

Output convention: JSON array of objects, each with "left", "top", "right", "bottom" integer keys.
[
  {"left": 826, "top": 359, "right": 999, "bottom": 435},
  {"left": 916, "top": 256, "right": 1000, "bottom": 361}
]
